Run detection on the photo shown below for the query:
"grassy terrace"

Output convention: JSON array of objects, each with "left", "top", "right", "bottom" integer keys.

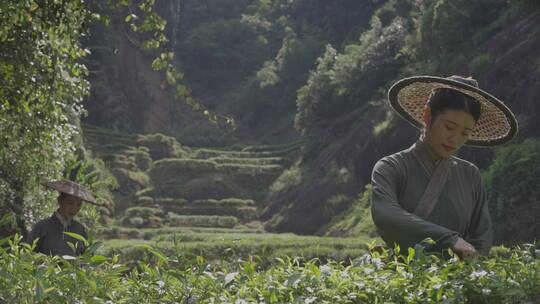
[
  {"left": 208, "top": 156, "right": 288, "bottom": 166},
  {"left": 162, "top": 206, "right": 258, "bottom": 221},
  {"left": 81, "top": 124, "right": 351, "bottom": 270},
  {"left": 82, "top": 124, "right": 139, "bottom": 147},
  {"left": 191, "top": 147, "right": 299, "bottom": 159},
  {"left": 96, "top": 226, "right": 375, "bottom": 267}
]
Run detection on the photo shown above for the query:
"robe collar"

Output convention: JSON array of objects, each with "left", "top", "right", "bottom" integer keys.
[
  {"left": 54, "top": 211, "right": 72, "bottom": 229},
  {"left": 410, "top": 137, "right": 452, "bottom": 219}
]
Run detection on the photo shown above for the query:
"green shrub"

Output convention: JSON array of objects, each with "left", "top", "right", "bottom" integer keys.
[
  {"left": 295, "top": 15, "right": 406, "bottom": 136},
  {"left": 123, "top": 207, "right": 163, "bottom": 218},
  {"left": 483, "top": 139, "right": 540, "bottom": 245},
  {"left": 269, "top": 164, "right": 302, "bottom": 195},
  {"left": 192, "top": 198, "right": 219, "bottom": 205},
  {"left": 208, "top": 156, "right": 287, "bottom": 166},
  {"left": 192, "top": 148, "right": 283, "bottom": 159},
  {"left": 417, "top": 0, "right": 472, "bottom": 57},
  {"left": 124, "top": 147, "right": 152, "bottom": 171},
  {"left": 130, "top": 231, "right": 372, "bottom": 265},
  {"left": 320, "top": 184, "right": 377, "bottom": 238},
  {"left": 373, "top": 109, "right": 395, "bottom": 137},
  {"left": 121, "top": 207, "right": 164, "bottom": 228},
  {"left": 136, "top": 133, "right": 187, "bottom": 160},
  {"left": 109, "top": 155, "right": 138, "bottom": 171},
  {"left": 150, "top": 158, "right": 217, "bottom": 183},
  {"left": 324, "top": 161, "right": 353, "bottom": 185},
  {"left": 111, "top": 168, "right": 149, "bottom": 190},
  {"left": 215, "top": 163, "right": 283, "bottom": 176},
  {"left": 294, "top": 45, "right": 337, "bottom": 135},
  {"left": 321, "top": 194, "right": 352, "bottom": 221},
  {"left": 96, "top": 225, "right": 265, "bottom": 240},
  {"left": 135, "top": 187, "right": 155, "bottom": 198},
  {"left": 165, "top": 205, "right": 258, "bottom": 222},
  {"left": 134, "top": 196, "right": 154, "bottom": 206},
  {"left": 240, "top": 140, "right": 305, "bottom": 153},
  {"left": 167, "top": 213, "right": 239, "bottom": 228},
  {"left": 155, "top": 198, "right": 188, "bottom": 206},
  {"left": 2, "top": 236, "right": 538, "bottom": 303},
  {"left": 256, "top": 60, "right": 280, "bottom": 88},
  {"left": 218, "top": 198, "right": 255, "bottom": 207}
]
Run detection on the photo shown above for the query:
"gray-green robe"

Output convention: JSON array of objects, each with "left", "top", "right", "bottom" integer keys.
[
  {"left": 26, "top": 213, "right": 87, "bottom": 256},
  {"left": 371, "top": 144, "right": 492, "bottom": 255}
]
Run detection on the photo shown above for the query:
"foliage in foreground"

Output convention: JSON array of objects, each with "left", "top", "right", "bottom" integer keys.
[{"left": 0, "top": 236, "right": 538, "bottom": 304}]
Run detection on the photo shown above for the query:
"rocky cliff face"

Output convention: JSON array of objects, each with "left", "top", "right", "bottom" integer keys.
[
  {"left": 482, "top": 12, "right": 540, "bottom": 137},
  {"left": 83, "top": 0, "right": 198, "bottom": 134}
]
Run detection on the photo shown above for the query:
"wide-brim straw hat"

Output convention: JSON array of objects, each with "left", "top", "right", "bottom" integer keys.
[
  {"left": 388, "top": 75, "right": 518, "bottom": 146},
  {"left": 44, "top": 180, "right": 97, "bottom": 204}
]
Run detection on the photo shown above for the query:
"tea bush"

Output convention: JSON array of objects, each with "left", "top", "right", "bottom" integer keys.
[
  {"left": 100, "top": 230, "right": 372, "bottom": 267},
  {"left": 0, "top": 235, "right": 538, "bottom": 303},
  {"left": 166, "top": 213, "right": 239, "bottom": 228},
  {"left": 163, "top": 205, "right": 258, "bottom": 222},
  {"left": 121, "top": 207, "right": 164, "bottom": 228},
  {"left": 320, "top": 184, "right": 377, "bottom": 238}
]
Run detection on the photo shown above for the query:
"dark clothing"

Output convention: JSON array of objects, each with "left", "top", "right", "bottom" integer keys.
[
  {"left": 26, "top": 213, "right": 87, "bottom": 256},
  {"left": 371, "top": 143, "right": 493, "bottom": 255}
]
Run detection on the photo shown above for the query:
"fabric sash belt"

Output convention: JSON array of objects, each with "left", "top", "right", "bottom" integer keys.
[{"left": 411, "top": 140, "right": 450, "bottom": 219}]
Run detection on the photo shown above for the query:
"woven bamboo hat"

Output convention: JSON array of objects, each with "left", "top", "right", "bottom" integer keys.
[
  {"left": 388, "top": 75, "right": 518, "bottom": 146},
  {"left": 44, "top": 180, "right": 97, "bottom": 204}
]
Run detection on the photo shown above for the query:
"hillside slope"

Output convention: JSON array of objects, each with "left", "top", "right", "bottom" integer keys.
[{"left": 262, "top": 6, "right": 540, "bottom": 245}]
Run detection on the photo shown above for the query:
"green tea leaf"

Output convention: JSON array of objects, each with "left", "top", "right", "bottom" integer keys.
[{"left": 63, "top": 232, "right": 89, "bottom": 246}]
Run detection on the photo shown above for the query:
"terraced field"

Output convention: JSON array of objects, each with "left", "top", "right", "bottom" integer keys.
[
  {"left": 83, "top": 124, "right": 372, "bottom": 262},
  {"left": 95, "top": 225, "right": 372, "bottom": 267},
  {"left": 83, "top": 123, "right": 302, "bottom": 221}
]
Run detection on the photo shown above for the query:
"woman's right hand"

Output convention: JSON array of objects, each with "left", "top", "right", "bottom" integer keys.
[{"left": 452, "top": 237, "right": 476, "bottom": 257}]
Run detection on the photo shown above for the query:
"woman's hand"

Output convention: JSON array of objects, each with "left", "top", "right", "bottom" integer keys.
[{"left": 452, "top": 237, "right": 476, "bottom": 257}]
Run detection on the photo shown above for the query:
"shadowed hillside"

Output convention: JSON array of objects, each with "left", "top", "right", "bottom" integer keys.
[{"left": 260, "top": 3, "right": 540, "bottom": 247}]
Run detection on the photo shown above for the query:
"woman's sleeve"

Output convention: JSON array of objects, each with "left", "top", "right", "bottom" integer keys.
[
  {"left": 466, "top": 167, "right": 493, "bottom": 255},
  {"left": 371, "top": 158, "right": 459, "bottom": 251}
]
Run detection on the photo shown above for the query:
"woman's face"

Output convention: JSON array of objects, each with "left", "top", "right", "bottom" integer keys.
[{"left": 424, "top": 109, "right": 476, "bottom": 159}]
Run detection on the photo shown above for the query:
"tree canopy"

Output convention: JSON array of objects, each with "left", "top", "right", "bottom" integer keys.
[{"left": 0, "top": 0, "right": 93, "bottom": 234}]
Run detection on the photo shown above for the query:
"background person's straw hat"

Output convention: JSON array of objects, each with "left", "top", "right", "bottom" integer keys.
[
  {"left": 44, "top": 180, "right": 97, "bottom": 204},
  {"left": 388, "top": 75, "right": 518, "bottom": 146}
]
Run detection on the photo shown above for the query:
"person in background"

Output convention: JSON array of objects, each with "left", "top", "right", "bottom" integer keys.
[
  {"left": 371, "top": 75, "right": 518, "bottom": 258},
  {"left": 26, "top": 180, "right": 97, "bottom": 256}
]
